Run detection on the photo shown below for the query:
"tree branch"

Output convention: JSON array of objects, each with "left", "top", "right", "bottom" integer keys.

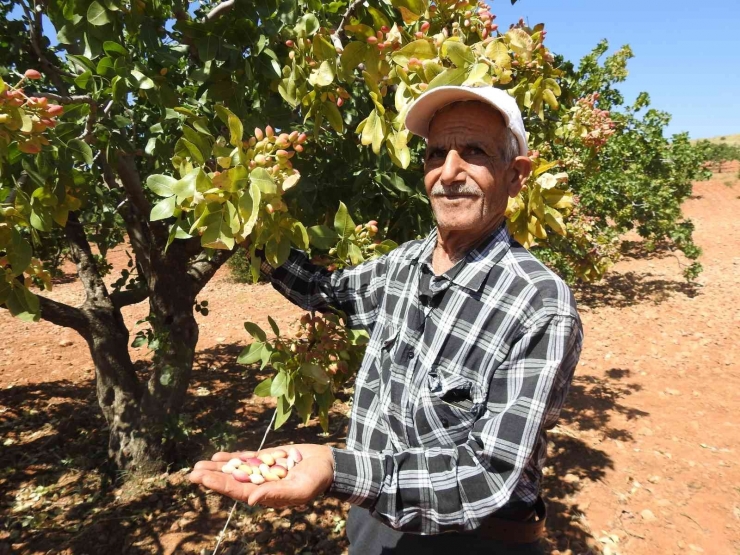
[
  {"left": 21, "top": 1, "right": 73, "bottom": 92},
  {"left": 34, "top": 93, "right": 96, "bottom": 105},
  {"left": 65, "top": 215, "right": 111, "bottom": 307},
  {"left": 206, "top": 0, "right": 235, "bottom": 21},
  {"left": 331, "top": 0, "right": 364, "bottom": 50},
  {"left": 110, "top": 287, "right": 149, "bottom": 309},
  {"left": 99, "top": 153, "right": 153, "bottom": 282},
  {"left": 37, "top": 296, "right": 90, "bottom": 335},
  {"left": 116, "top": 154, "right": 152, "bottom": 221},
  {"left": 188, "top": 249, "right": 235, "bottom": 295}
]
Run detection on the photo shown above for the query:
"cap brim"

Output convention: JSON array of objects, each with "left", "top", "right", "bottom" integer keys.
[{"left": 405, "top": 85, "right": 514, "bottom": 139}]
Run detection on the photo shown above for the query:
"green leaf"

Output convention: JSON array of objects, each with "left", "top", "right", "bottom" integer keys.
[
  {"left": 87, "top": 1, "right": 110, "bottom": 26},
  {"left": 311, "top": 60, "right": 335, "bottom": 88},
  {"left": 67, "top": 139, "right": 94, "bottom": 165},
  {"left": 215, "top": 105, "right": 243, "bottom": 147},
  {"left": 340, "top": 42, "right": 368, "bottom": 72},
  {"left": 274, "top": 396, "right": 292, "bottom": 429},
  {"left": 9, "top": 229, "right": 32, "bottom": 277},
  {"left": 103, "top": 41, "right": 127, "bottom": 56},
  {"left": 295, "top": 13, "right": 320, "bottom": 37},
  {"left": 150, "top": 195, "right": 176, "bottom": 221},
  {"left": 271, "top": 371, "right": 288, "bottom": 397},
  {"left": 249, "top": 167, "right": 276, "bottom": 195},
  {"left": 130, "top": 69, "right": 155, "bottom": 90},
  {"left": 30, "top": 207, "right": 53, "bottom": 231},
  {"left": 295, "top": 392, "right": 313, "bottom": 425},
  {"left": 96, "top": 56, "right": 114, "bottom": 76},
  {"left": 323, "top": 101, "right": 344, "bottom": 133},
  {"left": 201, "top": 204, "right": 236, "bottom": 250},
  {"left": 244, "top": 322, "right": 267, "bottom": 342},
  {"left": 74, "top": 70, "right": 92, "bottom": 89},
  {"left": 238, "top": 342, "right": 266, "bottom": 365},
  {"left": 392, "top": 40, "right": 437, "bottom": 66},
  {"left": 147, "top": 175, "right": 176, "bottom": 197},
  {"left": 334, "top": 201, "right": 356, "bottom": 239},
  {"left": 308, "top": 225, "right": 340, "bottom": 249},
  {"left": 254, "top": 377, "right": 273, "bottom": 396},
  {"left": 267, "top": 316, "right": 280, "bottom": 337},
  {"left": 347, "top": 243, "right": 364, "bottom": 265},
  {"left": 300, "top": 362, "right": 330, "bottom": 385},
  {"left": 427, "top": 66, "right": 468, "bottom": 90},
  {"left": 238, "top": 182, "right": 261, "bottom": 236},
  {"left": 441, "top": 41, "right": 475, "bottom": 67},
  {"left": 5, "top": 286, "right": 40, "bottom": 322}
]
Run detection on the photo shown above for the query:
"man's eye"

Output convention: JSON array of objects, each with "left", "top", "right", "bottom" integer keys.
[
  {"left": 427, "top": 149, "right": 445, "bottom": 160},
  {"left": 466, "top": 147, "right": 486, "bottom": 156}
]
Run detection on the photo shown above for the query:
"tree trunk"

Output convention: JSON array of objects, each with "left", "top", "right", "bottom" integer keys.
[{"left": 83, "top": 304, "right": 168, "bottom": 470}]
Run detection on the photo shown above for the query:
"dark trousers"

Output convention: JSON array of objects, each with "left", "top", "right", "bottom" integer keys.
[{"left": 347, "top": 506, "right": 546, "bottom": 555}]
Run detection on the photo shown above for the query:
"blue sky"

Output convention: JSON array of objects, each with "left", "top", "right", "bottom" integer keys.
[{"left": 491, "top": 0, "right": 740, "bottom": 139}]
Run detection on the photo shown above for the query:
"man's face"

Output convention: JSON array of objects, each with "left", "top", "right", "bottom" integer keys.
[{"left": 423, "top": 102, "right": 515, "bottom": 234}]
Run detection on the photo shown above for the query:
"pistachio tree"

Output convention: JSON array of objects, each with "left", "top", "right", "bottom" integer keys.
[{"left": 0, "top": 0, "right": 706, "bottom": 469}]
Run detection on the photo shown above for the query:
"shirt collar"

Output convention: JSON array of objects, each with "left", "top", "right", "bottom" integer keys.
[{"left": 410, "top": 223, "right": 513, "bottom": 293}]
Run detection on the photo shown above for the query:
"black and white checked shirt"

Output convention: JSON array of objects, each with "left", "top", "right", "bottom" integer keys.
[{"left": 267, "top": 224, "right": 583, "bottom": 534}]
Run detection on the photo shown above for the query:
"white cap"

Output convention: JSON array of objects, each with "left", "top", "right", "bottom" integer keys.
[{"left": 405, "top": 85, "right": 528, "bottom": 157}]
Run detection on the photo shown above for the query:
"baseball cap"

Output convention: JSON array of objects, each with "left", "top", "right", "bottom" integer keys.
[{"left": 405, "top": 85, "right": 528, "bottom": 157}]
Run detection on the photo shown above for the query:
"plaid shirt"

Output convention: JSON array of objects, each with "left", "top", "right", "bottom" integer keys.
[{"left": 267, "top": 224, "right": 583, "bottom": 535}]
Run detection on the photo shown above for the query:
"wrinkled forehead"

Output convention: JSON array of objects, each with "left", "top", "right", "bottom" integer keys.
[{"left": 426, "top": 100, "right": 506, "bottom": 145}]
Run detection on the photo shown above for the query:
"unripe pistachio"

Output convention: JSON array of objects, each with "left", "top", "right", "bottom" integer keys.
[
  {"left": 297, "top": 132, "right": 307, "bottom": 144},
  {"left": 265, "top": 125, "right": 274, "bottom": 138},
  {"left": 249, "top": 136, "right": 257, "bottom": 147},
  {"left": 271, "top": 465, "right": 288, "bottom": 478},
  {"left": 420, "top": 21, "right": 430, "bottom": 32},
  {"left": 160, "top": 67, "right": 168, "bottom": 76},
  {"left": 24, "top": 69, "right": 42, "bottom": 80},
  {"left": 337, "top": 97, "right": 344, "bottom": 107},
  {"left": 414, "top": 31, "right": 424, "bottom": 39},
  {"left": 222, "top": 464, "right": 235, "bottom": 474},
  {"left": 254, "top": 154, "right": 266, "bottom": 165},
  {"left": 366, "top": 36, "right": 378, "bottom": 45},
  {"left": 255, "top": 127, "right": 264, "bottom": 140},
  {"left": 288, "top": 447, "right": 303, "bottom": 463},
  {"left": 266, "top": 204, "right": 274, "bottom": 214},
  {"left": 285, "top": 39, "right": 294, "bottom": 48},
  {"left": 289, "top": 130, "right": 299, "bottom": 142},
  {"left": 380, "top": 25, "right": 390, "bottom": 33},
  {"left": 249, "top": 473, "right": 266, "bottom": 485},
  {"left": 271, "top": 449, "right": 288, "bottom": 459}
]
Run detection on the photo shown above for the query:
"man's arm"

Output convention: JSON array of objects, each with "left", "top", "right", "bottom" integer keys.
[
  {"left": 263, "top": 249, "right": 389, "bottom": 328},
  {"left": 330, "top": 312, "right": 583, "bottom": 534}
]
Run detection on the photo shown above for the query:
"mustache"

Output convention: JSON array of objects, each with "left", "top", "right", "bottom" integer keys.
[{"left": 430, "top": 182, "right": 483, "bottom": 197}]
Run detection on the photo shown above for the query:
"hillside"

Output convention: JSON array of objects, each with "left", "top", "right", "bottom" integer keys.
[{"left": 692, "top": 133, "right": 740, "bottom": 146}]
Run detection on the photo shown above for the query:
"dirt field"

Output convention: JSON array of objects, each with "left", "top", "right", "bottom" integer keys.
[{"left": 1, "top": 166, "right": 739, "bottom": 555}]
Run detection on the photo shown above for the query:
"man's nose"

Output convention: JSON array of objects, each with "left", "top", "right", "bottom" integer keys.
[{"left": 439, "top": 149, "right": 467, "bottom": 187}]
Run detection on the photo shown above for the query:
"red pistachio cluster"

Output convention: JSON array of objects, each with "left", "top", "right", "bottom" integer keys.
[{"left": 0, "top": 70, "right": 64, "bottom": 154}]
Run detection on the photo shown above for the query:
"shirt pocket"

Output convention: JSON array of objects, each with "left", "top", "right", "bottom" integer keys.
[{"left": 417, "top": 369, "right": 483, "bottom": 446}]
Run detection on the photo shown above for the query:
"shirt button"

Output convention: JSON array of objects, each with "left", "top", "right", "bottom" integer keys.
[{"left": 407, "top": 351, "right": 415, "bottom": 360}]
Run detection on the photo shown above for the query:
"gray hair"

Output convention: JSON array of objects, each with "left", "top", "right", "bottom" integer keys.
[{"left": 499, "top": 127, "right": 520, "bottom": 169}]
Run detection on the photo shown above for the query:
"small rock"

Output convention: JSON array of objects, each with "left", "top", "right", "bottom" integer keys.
[
  {"left": 641, "top": 509, "right": 657, "bottom": 522},
  {"left": 665, "top": 388, "right": 681, "bottom": 396},
  {"left": 648, "top": 475, "right": 661, "bottom": 483},
  {"left": 59, "top": 339, "right": 74, "bottom": 347},
  {"left": 216, "top": 336, "right": 227, "bottom": 343},
  {"left": 688, "top": 545, "right": 704, "bottom": 552},
  {"left": 638, "top": 427, "right": 654, "bottom": 436},
  {"left": 563, "top": 473, "right": 580, "bottom": 484}
]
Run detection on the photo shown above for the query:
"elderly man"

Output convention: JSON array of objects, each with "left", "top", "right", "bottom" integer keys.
[{"left": 189, "top": 85, "right": 583, "bottom": 553}]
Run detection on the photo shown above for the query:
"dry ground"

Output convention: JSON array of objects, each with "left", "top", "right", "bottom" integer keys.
[{"left": 1, "top": 165, "right": 739, "bottom": 555}]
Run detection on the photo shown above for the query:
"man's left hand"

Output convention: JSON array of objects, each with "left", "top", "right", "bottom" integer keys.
[{"left": 188, "top": 444, "right": 334, "bottom": 508}]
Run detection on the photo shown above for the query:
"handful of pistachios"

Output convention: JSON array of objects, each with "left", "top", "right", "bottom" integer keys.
[{"left": 220, "top": 447, "right": 303, "bottom": 485}]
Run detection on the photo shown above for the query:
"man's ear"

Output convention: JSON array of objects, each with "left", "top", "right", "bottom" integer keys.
[{"left": 507, "top": 156, "right": 533, "bottom": 197}]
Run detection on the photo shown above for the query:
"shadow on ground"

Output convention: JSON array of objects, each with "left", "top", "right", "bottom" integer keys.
[
  {"left": 0, "top": 344, "right": 646, "bottom": 554},
  {"left": 575, "top": 270, "right": 699, "bottom": 309}
]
